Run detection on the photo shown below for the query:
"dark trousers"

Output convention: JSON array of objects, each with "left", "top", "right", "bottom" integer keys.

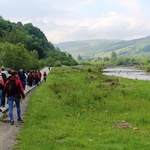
[{"left": 2, "top": 91, "right": 6, "bottom": 107}]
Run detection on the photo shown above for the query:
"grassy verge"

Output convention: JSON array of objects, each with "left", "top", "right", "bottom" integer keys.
[{"left": 16, "top": 65, "right": 150, "bottom": 150}]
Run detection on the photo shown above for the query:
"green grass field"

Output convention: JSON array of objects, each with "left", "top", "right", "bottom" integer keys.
[{"left": 16, "top": 65, "right": 150, "bottom": 150}]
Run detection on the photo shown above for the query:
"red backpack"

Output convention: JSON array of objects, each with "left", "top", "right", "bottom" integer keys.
[
  {"left": 43, "top": 72, "right": 46, "bottom": 76},
  {"left": 5, "top": 79, "right": 18, "bottom": 95}
]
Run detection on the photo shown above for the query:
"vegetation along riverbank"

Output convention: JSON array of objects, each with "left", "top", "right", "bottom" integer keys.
[{"left": 16, "top": 65, "right": 150, "bottom": 150}]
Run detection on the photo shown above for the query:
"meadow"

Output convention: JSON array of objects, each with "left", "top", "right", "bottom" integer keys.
[{"left": 16, "top": 65, "right": 150, "bottom": 150}]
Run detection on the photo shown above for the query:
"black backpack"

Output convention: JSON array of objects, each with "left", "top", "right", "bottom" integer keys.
[
  {"left": 2, "top": 73, "right": 7, "bottom": 83},
  {"left": 0, "top": 83, "right": 3, "bottom": 90},
  {"left": 5, "top": 80, "right": 19, "bottom": 95}
]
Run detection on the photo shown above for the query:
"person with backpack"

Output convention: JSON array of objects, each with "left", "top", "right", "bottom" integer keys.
[
  {"left": 43, "top": 71, "right": 47, "bottom": 81},
  {"left": 27, "top": 71, "right": 34, "bottom": 87},
  {"left": 0, "top": 69, "right": 4, "bottom": 106},
  {"left": 37, "top": 70, "right": 42, "bottom": 83},
  {"left": 34, "top": 70, "right": 39, "bottom": 85},
  {"left": 1, "top": 67, "right": 7, "bottom": 107},
  {"left": 4, "top": 70, "right": 25, "bottom": 125},
  {"left": 18, "top": 69, "right": 26, "bottom": 90}
]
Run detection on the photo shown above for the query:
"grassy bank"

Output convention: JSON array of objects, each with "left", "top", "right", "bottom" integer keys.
[{"left": 16, "top": 65, "right": 150, "bottom": 150}]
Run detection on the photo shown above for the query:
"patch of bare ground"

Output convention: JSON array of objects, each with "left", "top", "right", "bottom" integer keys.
[{"left": 113, "top": 120, "right": 133, "bottom": 129}]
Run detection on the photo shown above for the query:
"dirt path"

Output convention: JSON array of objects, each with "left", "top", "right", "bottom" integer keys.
[
  {"left": 0, "top": 67, "right": 50, "bottom": 150},
  {"left": 0, "top": 88, "right": 35, "bottom": 150}
]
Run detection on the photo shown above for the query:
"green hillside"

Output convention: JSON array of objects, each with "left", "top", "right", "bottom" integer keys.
[
  {"left": 55, "top": 36, "right": 150, "bottom": 59},
  {"left": 0, "top": 17, "right": 77, "bottom": 69}
]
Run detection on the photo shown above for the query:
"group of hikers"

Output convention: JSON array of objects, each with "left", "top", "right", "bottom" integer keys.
[{"left": 0, "top": 67, "right": 47, "bottom": 125}]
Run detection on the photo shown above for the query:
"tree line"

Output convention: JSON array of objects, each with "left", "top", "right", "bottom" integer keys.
[
  {"left": 77, "top": 51, "right": 150, "bottom": 72},
  {"left": 0, "top": 17, "right": 77, "bottom": 70}
]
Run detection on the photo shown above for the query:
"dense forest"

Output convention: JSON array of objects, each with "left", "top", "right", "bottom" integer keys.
[{"left": 0, "top": 17, "right": 77, "bottom": 70}]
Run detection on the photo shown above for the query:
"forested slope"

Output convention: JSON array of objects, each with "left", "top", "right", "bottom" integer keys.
[{"left": 0, "top": 17, "right": 77, "bottom": 70}]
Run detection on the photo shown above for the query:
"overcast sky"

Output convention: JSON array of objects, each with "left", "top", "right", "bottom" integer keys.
[{"left": 1, "top": 0, "right": 150, "bottom": 43}]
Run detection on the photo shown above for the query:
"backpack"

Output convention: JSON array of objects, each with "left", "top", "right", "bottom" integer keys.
[
  {"left": 28, "top": 73, "right": 33, "bottom": 81},
  {"left": 43, "top": 72, "right": 46, "bottom": 76},
  {"left": 5, "top": 79, "right": 19, "bottom": 95},
  {"left": 2, "top": 73, "right": 7, "bottom": 83}
]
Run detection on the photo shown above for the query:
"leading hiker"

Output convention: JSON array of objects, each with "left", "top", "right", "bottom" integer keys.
[{"left": 4, "top": 70, "right": 25, "bottom": 125}]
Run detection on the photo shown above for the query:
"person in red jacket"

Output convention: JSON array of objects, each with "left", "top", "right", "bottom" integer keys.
[
  {"left": 43, "top": 71, "right": 47, "bottom": 81},
  {"left": 4, "top": 70, "right": 25, "bottom": 125},
  {"left": 37, "top": 70, "right": 42, "bottom": 82}
]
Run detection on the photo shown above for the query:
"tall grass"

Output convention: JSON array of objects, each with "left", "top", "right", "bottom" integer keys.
[{"left": 16, "top": 65, "right": 150, "bottom": 150}]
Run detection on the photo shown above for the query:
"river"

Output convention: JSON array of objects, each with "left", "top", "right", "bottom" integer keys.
[{"left": 103, "top": 66, "right": 150, "bottom": 81}]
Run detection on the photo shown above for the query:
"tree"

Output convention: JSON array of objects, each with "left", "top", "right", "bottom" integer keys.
[
  {"left": 111, "top": 51, "right": 117, "bottom": 60},
  {"left": 0, "top": 17, "right": 77, "bottom": 68},
  {"left": 0, "top": 42, "right": 31, "bottom": 70},
  {"left": 77, "top": 55, "right": 82, "bottom": 61},
  {"left": 5, "top": 29, "right": 25, "bottom": 44},
  {"left": 103, "top": 56, "right": 109, "bottom": 62},
  {"left": 29, "top": 50, "right": 40, "bottom": 69}
]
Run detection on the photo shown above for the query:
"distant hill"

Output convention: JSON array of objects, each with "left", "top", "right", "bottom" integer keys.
[{"left": 55, "top": 36, "right": 150, "bottom": 59}]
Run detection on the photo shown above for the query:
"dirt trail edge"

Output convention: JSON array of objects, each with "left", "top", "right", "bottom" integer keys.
[
  {"left": 0, "top": 88, "right": 36, "bottom": 150},
  {"left": 0, "top": 67, "right": 50, "bottom": 150}
]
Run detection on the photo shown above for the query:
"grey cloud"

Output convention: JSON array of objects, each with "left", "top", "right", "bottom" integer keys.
[{"left": 1, "top": 0, "right": 150, "bottom": 43}]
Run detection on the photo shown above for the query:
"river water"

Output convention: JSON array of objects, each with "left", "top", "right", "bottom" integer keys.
[{"left": 103, "top": 66, "right": 150, "bottom": 81}]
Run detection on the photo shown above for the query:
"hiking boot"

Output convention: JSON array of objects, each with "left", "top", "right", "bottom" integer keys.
[
  {"left": 11, "top": 120, "right": 14, "bottom": 125},
  {"left": 18, "top": 118, "right": 24, "bottom": 123}
]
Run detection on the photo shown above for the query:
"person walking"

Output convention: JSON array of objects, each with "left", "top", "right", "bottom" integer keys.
[
  {"left": 1, "top": 67, "right": 7, "bottom": 107},
  {"left": 27, "top": 71, "right": 34, "bottom": 87},
  {"left": 18, "top": 69, "right": 26, "bottom": 90},
  {"left": 0, "top": 69, "right": 4, "bottom": 106},
  {"left": 4, "top": 70, "right": 25, "bottom": 125},
  {"left": 37, "top": 70, "right": 42, "bottom": 83},
  {"left": 43, "top": 71, "right": 47, "bottom": 81},
  {"left": 34, "top": 71, "right": 39, "bottom": 85}
]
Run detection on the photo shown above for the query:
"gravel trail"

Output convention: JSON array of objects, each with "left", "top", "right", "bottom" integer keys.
[
  {"left": 0, "top": 67, "right": 50, "bottom": 150},
  {"left": 0, "top": 89, "right": 34, "bottom": 150}
]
